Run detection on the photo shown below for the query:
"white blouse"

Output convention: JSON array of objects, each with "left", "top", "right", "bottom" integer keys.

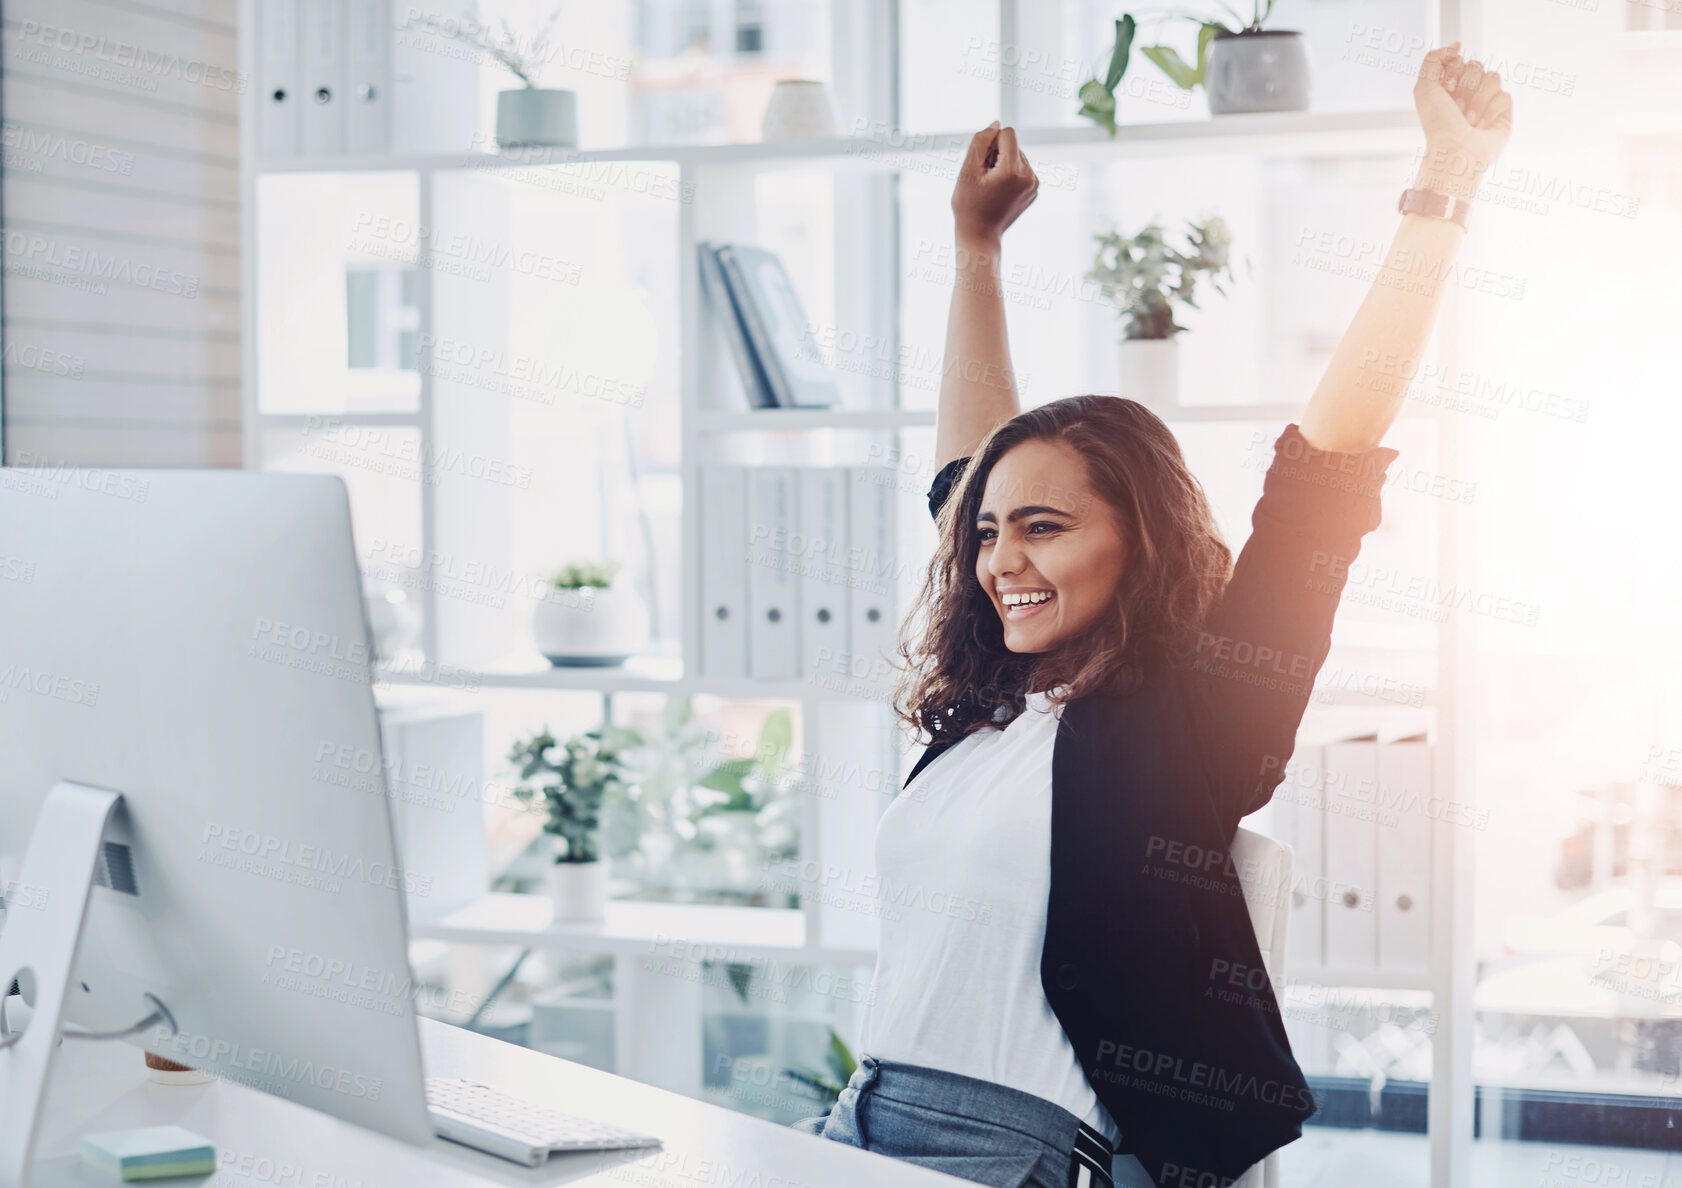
[{"left": 858, "top": 690, "right": 1124, "bottom": 1147}]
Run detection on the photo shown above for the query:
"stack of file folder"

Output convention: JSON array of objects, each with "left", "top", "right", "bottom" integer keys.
[
  {"left": 699, "top": 243, "right": 840, "bottom": 410},
  {"left": 700, "top": 464, "right": 897, "bottom": 689}
]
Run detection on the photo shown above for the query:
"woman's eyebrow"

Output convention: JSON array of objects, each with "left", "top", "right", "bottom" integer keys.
[
  {"left": 1002, "top": 501, "right": 1069, "bottom": 521},
  {"left": 976, "top": 505, "right": 1073, "bottom": 524}
]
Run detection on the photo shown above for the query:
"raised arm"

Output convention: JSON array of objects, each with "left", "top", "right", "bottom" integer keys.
[
  {"left": 934, "top": 122, "right": 1039, "bottom": 471},
  {"left": 1298, "top": 45, "right": 1514, "bottom": 453},
  {"left": 1191, "top": 45, "right": 1514, "bottom": 825}
]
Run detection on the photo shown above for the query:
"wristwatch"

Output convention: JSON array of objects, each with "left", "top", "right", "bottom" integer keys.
[{"left": 1398, "top": 187, "right": 1471, "bottom": 230}]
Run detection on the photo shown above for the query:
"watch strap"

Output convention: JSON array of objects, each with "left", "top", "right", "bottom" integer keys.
[{"left": 1398, "top": 187, "right": 1471, "bottom": 229}]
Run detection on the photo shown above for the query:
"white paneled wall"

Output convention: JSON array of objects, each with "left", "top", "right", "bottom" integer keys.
[{"left": 1, "top": 0, "right": 240, "bottom": 466}]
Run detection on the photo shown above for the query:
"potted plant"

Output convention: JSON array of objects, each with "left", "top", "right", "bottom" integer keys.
[
  {"left": 531, "top": 559, "right": 650, "bottom": 667},
  {"left": 783, "top": 1028, "right": 858, "bottom": 1113},
  {"left": 508, "top": 723, "right": 641, "bottom": 921},
  {"left": 411, "top": 5, "right": 577, "bottom": 148},
  {"left": 1086, "top": 217, "right": 1237, "bottom": 404},
  {"left": 688, "top": 708, "right": 800, "bottom": 898},
  {"left": 1077, "top": 6, "right": 1310, "bottom": 128}
]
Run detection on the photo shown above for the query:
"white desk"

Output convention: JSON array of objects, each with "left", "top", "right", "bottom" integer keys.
[{"left": 29, "top": 1017, "right": 974, "bottom": 1187}]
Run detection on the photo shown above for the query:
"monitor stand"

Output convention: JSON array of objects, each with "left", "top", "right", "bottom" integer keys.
[{"left": 0, "top": 781, "right": 124, "bottom": 1188}]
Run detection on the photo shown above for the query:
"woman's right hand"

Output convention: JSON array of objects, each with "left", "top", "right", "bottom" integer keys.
[{"left": 952, "top": 121, "right": 1039, "bottom": 248}]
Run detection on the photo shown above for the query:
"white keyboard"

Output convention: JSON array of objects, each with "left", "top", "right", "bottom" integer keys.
[{"left": 427, "top": 1077, "right": 662, "bottom": 1167}]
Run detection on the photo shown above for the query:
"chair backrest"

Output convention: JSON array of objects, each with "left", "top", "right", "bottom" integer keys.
[{"left": 1229, "top": 826, "right": 1294, "bottom": 1188}]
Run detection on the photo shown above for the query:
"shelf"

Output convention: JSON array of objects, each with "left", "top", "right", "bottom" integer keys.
[
  {"left": 256, "top": 410, "right": 421, "bottom": 429},
  {"left": 1290, "top": 968, "right": 1436, "bottom": 992},
  {"left": 374, "top": 653, "right": 887, "bottom": 702},
  {"left": 691, "top": 408, "right": 936, "bottom": 433},
  {"left": 410, "top": 892, "right": 877, "bottom": 965},
  {"left": 253, "top": 110, "right": 1422, "bottom": 177}
]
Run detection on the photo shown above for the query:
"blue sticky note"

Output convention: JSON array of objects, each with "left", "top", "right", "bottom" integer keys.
[{"left": 80, "top": 1126, "right": 215, "bottom": 1181}]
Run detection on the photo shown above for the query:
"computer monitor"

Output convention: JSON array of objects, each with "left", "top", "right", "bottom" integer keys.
[{"left": 0, "top": 470, "right": 434, "bottom": 1177}]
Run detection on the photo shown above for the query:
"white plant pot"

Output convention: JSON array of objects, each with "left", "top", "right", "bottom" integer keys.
[
  {"left": 547, "top": 859, "right": 608, "bottom": 922},
  {"left": 1118, "top": 337, "right": 1179, "bottom": 406},
  {"left": 1205, "top": 31, "right": 1311, "bottom": 115},
  {"left": 495, "top": 87, "right": 578, "bottom": 148},
  {"left": 532, "top": 582, "right": 649, "bottom": 666},
  {"left": 761, "top": 80, "right": 839, "bottom": 141}
]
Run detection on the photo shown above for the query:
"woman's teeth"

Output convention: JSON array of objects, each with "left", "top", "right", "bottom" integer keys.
[{"left": 1001, "top": 591, "right": 1055, "bottom": 617}]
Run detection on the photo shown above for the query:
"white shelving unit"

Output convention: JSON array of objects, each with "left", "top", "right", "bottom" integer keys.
[{"left": 236, "top": 1, "right": 1478, "bottom": 1180}]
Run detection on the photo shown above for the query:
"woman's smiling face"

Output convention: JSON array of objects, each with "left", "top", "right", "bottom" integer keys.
[{"left": 974, "top": 438, "right": 1128, "bottom": 654}]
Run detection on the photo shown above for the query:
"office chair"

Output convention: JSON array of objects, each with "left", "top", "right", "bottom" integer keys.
[{"left": 1229, "top": 826, "right": 1293, "bottom": 1188}]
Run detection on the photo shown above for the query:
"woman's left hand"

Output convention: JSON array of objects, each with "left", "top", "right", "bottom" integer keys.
[{"left": 1413, "top": 43, "right": 1514, "bottom": 195}]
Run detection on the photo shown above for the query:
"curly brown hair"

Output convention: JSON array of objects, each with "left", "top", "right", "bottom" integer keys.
[{"left": 893, "top": 395, "right": 1234, "bottom": 744}]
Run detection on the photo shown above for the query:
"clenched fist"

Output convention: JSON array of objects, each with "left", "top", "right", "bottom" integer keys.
[{"left": 952, "top": 121, "right": 1039, "bottom": 247}]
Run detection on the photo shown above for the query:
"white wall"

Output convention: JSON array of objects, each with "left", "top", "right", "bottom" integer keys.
[{"left": 0, "top": 0, "right": 240, "bottom": 466}]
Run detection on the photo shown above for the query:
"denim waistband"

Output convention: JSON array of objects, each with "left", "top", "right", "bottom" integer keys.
[{"left": 854, "top": 1053, "right": 1115, "bottom": 1188}]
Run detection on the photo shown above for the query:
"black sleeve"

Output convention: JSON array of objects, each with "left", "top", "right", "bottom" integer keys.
[
  {"left": 928, "top": 456, "right": 970, "bottom": 521},
  {"left": 1187, "top": 422, "right": 1401, "bottom": 824}
]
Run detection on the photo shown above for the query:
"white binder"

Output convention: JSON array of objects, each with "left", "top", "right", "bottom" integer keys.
[
  {"left": 745, "top": 468, "right": 800, "bottom": 681},
  {"left": 1323, "top": 734, "right": 1380, "bottom": 969},
  {"left": 797, "top": 468, "right": 849, "bottom": 687},
  {"left": 301, "top": 0, "right": 347, "bottom": 156},
  {"left": 256, "top": 0, "right": 301, "bottom": 157},
  {"left": 846, "top": 467, "right": 898, "bottom": 697},
  {"left": 1376, "top": 732, "right": 1433, "bottom": 974},
  {"left": 699, "top": 466, "right": 748, "bottom": 680},
  {"left": 344, "top": 0, "right": 390, "bottom": 155},
  {"left": 1277, "top": 739, "right": 1326, "bottom": 972}
]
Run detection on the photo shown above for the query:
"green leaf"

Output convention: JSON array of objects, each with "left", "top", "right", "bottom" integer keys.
[
  {"left": 1197, "top": 22, "right": 1223, "bottom": 74},
  {"left": 756, "top": 709, "right": 794, "bottom": 783},
  {"left": 1141, "top": 44, "right": 1201, "bottom": 91},
  {"left": 1142, "top": 23, "right": 1226, "bottom": 91},
  {"left": 827, "top": 1028, "right": 857, "bottom": 1083},
  {"left": 697, "top": 758, "right": 755, "bottom": 796},
  {"left": 1076, "top": 80, "right": 1118, "bottom": 137},
  {"left": 1104, "top": 15, "right": 1136, "bottom": 91}
]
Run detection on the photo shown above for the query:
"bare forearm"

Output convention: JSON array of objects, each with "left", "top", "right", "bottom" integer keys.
[
  {"left": 1298, "top": 161, "right": 1474, "bottom": 454},
  {"left": 935, "top": 236, "right": 1022, "bottom": 469}
]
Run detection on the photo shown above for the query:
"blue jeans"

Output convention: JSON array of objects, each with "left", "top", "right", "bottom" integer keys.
[{"left": 789, "top": 1053, "right": 1121, "bottom": 1188}]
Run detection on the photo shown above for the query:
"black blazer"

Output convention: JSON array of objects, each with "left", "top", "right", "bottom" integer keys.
[{"left": 905, "top": 423, "right": 1400, "bottom": 1188}]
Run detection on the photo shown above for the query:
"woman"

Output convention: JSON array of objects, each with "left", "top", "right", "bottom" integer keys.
[{"left": 791, "top": 46, "right": 1512, "bottom": 1188}]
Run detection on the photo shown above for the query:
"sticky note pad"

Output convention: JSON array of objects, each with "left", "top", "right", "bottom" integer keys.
[{"left": 80, "top": 1126, "right": 215, "bottom": 1181}]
